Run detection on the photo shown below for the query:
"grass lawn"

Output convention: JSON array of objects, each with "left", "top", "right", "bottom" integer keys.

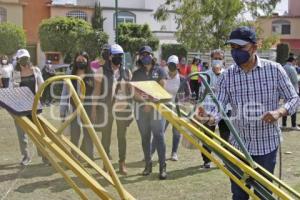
[{"left": 0, "top": 105, "right": 299, "bottom": 200}]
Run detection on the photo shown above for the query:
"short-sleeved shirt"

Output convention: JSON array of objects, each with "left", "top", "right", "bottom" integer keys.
[{"left": 131, "top": 66, "right": 167, "bottom": 82}]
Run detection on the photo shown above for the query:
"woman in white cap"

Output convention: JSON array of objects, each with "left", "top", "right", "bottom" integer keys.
[
  {"left": 151, "top": 55, "right": 191, "bottom": 161},
  {"left": 13, "top": 49, "right": 45, "bottom": 166},
  {"left": 91, "top": 44, "right": 132, "bottom": 175}
]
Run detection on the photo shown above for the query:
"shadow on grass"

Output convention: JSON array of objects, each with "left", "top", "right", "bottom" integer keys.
[
  {"left": 0, "top": 163, "right": 55, "bottom": 183},
  {"left": 12, "top": 163, "right": 217, "bottom": 194}
]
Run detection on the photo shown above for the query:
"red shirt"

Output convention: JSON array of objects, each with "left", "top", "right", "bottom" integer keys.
[{"left": 178, "top": 64, "right": 189, "bottom": 77}]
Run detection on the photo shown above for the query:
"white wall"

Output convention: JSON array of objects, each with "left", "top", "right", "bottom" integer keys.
[
  {"left": 102, "top": 7, "right": 177, "bottom": 44},
  {"left": 100, "top": 0, "right": 145, "bottom": 9}
]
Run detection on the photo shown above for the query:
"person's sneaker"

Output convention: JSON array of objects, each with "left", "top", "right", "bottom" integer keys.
[
  {"left": 142, "top": 162, "right": 152, "bottom": 176},
  {"left": 159, "top": 163, "right": 167, "bottom": 180},
  {"left": 291, "top": 126, "right": 300, "bottom": 131},
  {"left": 199, "top": 162, "right": 211, "bottom": 169},
  {"left": 170, "top": 152, "right": 178, "bottom": 161},
  {"left": 20, "top": 156, "right": 31, "bottom": 166}
]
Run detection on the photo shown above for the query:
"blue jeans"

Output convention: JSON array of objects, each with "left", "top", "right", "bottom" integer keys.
[
  {"left": 136, "top": 108, "right": 166, "bottom": 166},
  {"left": 231, "top": 148, "right": 278, "bottom": 200},
  {"left": 152, "top": 121, "right": 181, "bottom": 154}
]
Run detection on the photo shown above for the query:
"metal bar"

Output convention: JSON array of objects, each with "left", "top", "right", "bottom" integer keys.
[
  {"left": 156, "top": 103, "right": 294, "bottom": 200},
  {"left": 66, "top": 79, "right": 132, "bottom": 200},
  {"left": 15, "top": 116, "right": 113, "bottom": 200}
]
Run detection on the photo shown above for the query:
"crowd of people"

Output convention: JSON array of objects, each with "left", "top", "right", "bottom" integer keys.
[{"left": 1, "top": 26, "right": 300, "bottom": 199}]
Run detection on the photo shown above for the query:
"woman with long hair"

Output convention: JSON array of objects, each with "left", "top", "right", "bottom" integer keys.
[{"left": 60, "top": 51, "right": 95, "bottom": 160}]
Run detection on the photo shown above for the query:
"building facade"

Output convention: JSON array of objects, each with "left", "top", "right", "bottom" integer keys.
[
  {"left": 0, "top": 0, "right": 23, "bottom": 27},
  {"left": 51, "top": 0, "right": 178, "bottom": 57},
  {"left": 0, "top": 0, "right": 51, "bottom": 65},
  {"left": 257, "top": 0, "right": 300, "bottom": 55}
]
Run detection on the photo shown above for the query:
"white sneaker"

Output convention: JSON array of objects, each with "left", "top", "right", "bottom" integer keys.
[
  {"left": 20, "top": 156, "right": 31, "bottom": 166},
  {"left": 170, "top": 152, "right": 178, "bottom": 161},
  {"left": 291, "top": 126, "right": 300, "bottom": 131}
]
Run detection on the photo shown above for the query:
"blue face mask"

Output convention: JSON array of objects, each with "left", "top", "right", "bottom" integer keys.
[
  {"left": 231, "top": 49, "right": 250, "bottom": 66},
  {"left": 141, "top": 55, "right": 152, "bottom": 65},
  {"left": 211, "top": 60, "right": 223, "bottom": 68}
]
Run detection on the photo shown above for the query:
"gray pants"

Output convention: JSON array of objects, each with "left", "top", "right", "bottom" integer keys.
[
  {"left": 70, "top": 117, "right": 94, "bottom": 160},
  {"left": 14, "top": 120, "right": 30, "bottom": 158}
]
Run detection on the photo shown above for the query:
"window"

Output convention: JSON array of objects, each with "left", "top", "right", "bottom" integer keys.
[
  {"left": 66, "top": 10, "right": 87, "bottom": 21},
  {"left": 272, "top": 20, "right": 291, "bottom": 35},
  {"left": 114, "top": 11, "right": 136, "bottom": 28},
  {"left": 0, "top": 7, "right": 7, "bottom": 23}
]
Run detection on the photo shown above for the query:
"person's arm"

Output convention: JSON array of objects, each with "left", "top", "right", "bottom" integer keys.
[
  {"left": 262, "top": 65, "right": 300, "bottom": 123},
  {"left": 196, "top": 72, "right": 230, "bottom": 125},
  {"left": 290, "top": 67, "right": 299, "bottom": 90},
  {"left": 90, "top": 67, "right": 103, "bottom": 123}
]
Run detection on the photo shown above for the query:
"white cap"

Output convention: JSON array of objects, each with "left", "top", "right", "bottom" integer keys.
[
  {"left": 16, "top": 49, "right": 30, "bottom": 59},
  {"left": 167, "top": 55, "right": 179, "bottom": 64},
  {"left": 110, "top": 44, "right": 124, "bottom": 55}
]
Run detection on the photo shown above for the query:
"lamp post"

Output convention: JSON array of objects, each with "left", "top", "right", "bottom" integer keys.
[{"left": 115, "top": 0, "right": 118, "bottom": 43}]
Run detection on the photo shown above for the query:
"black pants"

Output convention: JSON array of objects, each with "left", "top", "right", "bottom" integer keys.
[
  {"left": 1, "top": 78, "right": 10, "bottom": 88},
  {"left": 202, "top": 118, "right": 231, "bottom": 164},
  {"left": 282, "top": 113, "right": 297, "bottom": 127},
  {"left": 190, "top": 80, "right": 200, "bottom": 100}
]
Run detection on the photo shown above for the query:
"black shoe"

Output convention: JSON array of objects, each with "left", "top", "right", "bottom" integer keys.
[
  {"left": 159, "top": 163, "right": 167, "bottom": 180},
  {"left": 199, "top": 162, "right": 211, "bottom": 169},
  {"left": 142, "top": 162, "right": 152, "bottom": 176}
]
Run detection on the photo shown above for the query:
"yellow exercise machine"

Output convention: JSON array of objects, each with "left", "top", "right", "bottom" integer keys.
[
  {"left": 0, "top": 75, "right": 135, "bottom": 200},
  {"left": 130, "top": 72, "right": 300, "bottom": 200}
]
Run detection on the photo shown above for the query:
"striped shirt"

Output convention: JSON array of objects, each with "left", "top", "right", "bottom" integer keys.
[{"left": 211, "top": 56, "right": 300, "bottom": 155}]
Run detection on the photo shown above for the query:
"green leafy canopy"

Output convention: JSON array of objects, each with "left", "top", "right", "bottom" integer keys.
[{"left": 0, "top": 23, "right": 26, "bottom": 56}]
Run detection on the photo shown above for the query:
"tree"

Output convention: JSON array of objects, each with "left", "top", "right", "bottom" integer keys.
[
  {"left": 0, "top": 23, "right": 26, "bottom": 56},
  {"left": 161, "top": 44, "right": 187, "bottom": 61},
  {"left": 154, "top": 0, "right": 281, "bottom": 51},
  {"left": 91, "top": 1, "right": 106, "bottom": 31},
  {"left": 39, "top": 17, "right": 92, "bottom": 57},
  {"left": 117, "top": 23, "right": 159, "bottom": 58},
  {"left": 80, "top": 30, "right": 109, "bottom": 60},
  {"left": 39, "top": 17, "right": 108, "bottom": 60}
]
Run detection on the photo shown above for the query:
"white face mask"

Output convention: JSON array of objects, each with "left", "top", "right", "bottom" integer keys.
[
  {"left": 211, "top": 60, "right": 223, "bottom": 68},
  {"left": 2, "top": 60, "right": 8, "bottom": 65}
]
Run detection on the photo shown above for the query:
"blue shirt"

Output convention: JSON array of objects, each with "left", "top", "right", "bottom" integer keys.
[
  {"left": 131, "top": 66, "right": 167, "bottom": 82},
  {"left": 211, "top": 56, "right": 300, "bottom": 155}
]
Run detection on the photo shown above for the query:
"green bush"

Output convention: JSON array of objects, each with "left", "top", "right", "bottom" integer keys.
[
  {"left": 276, "top": 43, "right": 289, "bottom": 65},
  {"left": 161, "top": 44, "right": 187, "bottom": 61},
  {"left": 117, "top": 23, "right": 159, "bottom": 56},
  {"left": 39, "top": 17, "right": 108, "bottom": 59},
  {"left": 0, "top": 23, "right": 26, "bottom": 56}
]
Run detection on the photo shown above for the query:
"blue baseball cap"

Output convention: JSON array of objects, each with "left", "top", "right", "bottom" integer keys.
[
  {"left": 226, "top": 26, "right": 257, "bottom": 46},
  {"left": 139, "top": 45, "right": 152, "bottom": 54}
]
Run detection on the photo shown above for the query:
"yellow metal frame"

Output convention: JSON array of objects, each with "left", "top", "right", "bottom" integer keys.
[
  {"left": 155, "top": 103, "right": 300, "bottom": 200},
  {"left": 9, "top": 75, "right": 300, "bottom": 199},
  {"left": 12, "top": 75, "right": 135, "bottom": 200}
]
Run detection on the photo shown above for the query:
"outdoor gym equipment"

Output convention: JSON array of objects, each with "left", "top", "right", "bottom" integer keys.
[
  {"left": 130, "top": 72, "right": 300, "bottom": 200},
  {"left": 0, "top": 75, "right": 135, "bottom": 200}
]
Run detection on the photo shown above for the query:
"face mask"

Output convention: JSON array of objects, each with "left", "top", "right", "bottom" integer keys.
[
  {"left": 2, "top": 60, "right": 8, "bottom": 65},
  {"left": 76, "top": 61, "right": 88, "bottom": 70},
  {"left": 211, "top": 60, "right": 223, "bottom": 68},
  {"left": 141, "top": 55, "right": 152, "bottom": 66},
  {"left": 168, "top": 63, "right": 177, "bottom": 72},
  {"left": 111, "top": 56, "right": 123, "bottom": 65},
  {"left": 231, "top": 49, "right": 250, "bottom": 66}
]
